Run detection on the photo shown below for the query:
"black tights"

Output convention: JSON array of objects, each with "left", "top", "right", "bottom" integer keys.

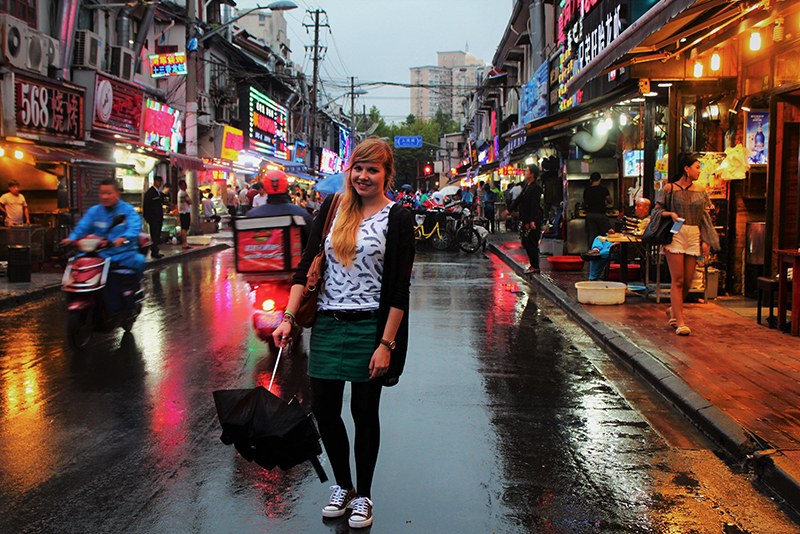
[{"left": 310, "top": 377, "right": 383, "bottom": 498}]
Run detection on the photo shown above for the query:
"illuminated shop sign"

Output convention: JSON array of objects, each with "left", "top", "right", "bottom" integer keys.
[
  {"left": 554, "top": 0, "right": 626, "bottom": 111},
  {"left": 149, "top": 52, "right": 188, "bottom": 78},
  {"left": 14, "top": 75, "right": 84, "bottom": 140},
  {"left": 246, "top": 87, "right": 289, "bottom": 159},
  {"left": 221, "top": 125, "right": 244, "bottom": 161},
  {"left": 338, "top": 125, "right": 351, "bottom": 164},
  {"left": 319, "top": 147, "right": 344, "bottom": 174},
  {"left": 293, "top": 140, "right": 307, "bottom": 163},
  {"left": 92, "top": 73, "right": 143, "bottom": 139},
  {"left": 142, "top": 98, "right": 182, "bottom": 152}
]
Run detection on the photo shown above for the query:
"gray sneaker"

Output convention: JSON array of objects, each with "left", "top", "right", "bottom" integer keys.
[
  {"left": 348, "top": 497, "right": 373, "bottom": 528},
  {"left": 322, "top": 485, "right": 356, "bottom": 518}
]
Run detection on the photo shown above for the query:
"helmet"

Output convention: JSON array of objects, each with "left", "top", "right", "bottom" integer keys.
[{"left": 263, "top": 170, "right": 289, "bottom": 195}]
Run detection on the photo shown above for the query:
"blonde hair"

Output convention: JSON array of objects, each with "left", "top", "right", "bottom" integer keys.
[{"left": 330, "top": 138, "right": 395, "bottom": 267}]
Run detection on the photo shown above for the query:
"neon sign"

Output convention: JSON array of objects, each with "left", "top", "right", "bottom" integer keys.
[
  {"left": 247, "top": 87, "right": 289, "bottom": 159},
  {"left": 143, "top": 98, "right": 182, "bottom": 152},
  {"left": 221, "top": 125, "right": 244, "bottom": 161},
  {"left": 149, "top": 52, "right": 188, "bottom": 78}
]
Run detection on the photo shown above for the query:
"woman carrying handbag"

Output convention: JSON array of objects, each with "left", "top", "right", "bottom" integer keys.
[
  {"left": 654, "top": 153, "right": 720, "bottom": 336},
  {"left": 272, "top": 138, "right": 415, "bottom": 529}
]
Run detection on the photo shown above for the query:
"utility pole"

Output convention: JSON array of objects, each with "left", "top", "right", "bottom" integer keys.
[
  {"left": 304, "top": 10, "right": 327, "bottom": 177},
  {"left": 186, "top": 0, "right": 201, "bottom": 234},
  {"left": 350, "top": 76, "right": 355, "bottom": 153}
]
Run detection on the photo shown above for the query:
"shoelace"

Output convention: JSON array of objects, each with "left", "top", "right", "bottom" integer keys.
[
  {"left": 327, "top": 485, "right": 348, "bottom": 507},
  {"left": 350, "top": 497, "right": 373, "bottom": 517}
]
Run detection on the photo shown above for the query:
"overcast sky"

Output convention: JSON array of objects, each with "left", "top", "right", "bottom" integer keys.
[{"left": 237, "top": 0, "right": 514, "bottom": 123}]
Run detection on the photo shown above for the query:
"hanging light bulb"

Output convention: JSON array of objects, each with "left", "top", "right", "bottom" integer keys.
[
  {"left": 710, "top": 53, "right": 721, "bottom": 71},
  {"left": 619, "top": 114, "right": 628, "bottom": 126},
  {"left": 604, "top": 117, "right": 613, "bottom": 130},
  {"left": 694, "top": 62, "right": 704, "bottom": 78},
  {"left": 596, "top": 121, "right": 608, "bottom": 135},
  {"left": 750, "top": 31, "right": 762, "bottom": 51}
]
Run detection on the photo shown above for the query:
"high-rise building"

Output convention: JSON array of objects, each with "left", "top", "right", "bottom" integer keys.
[
  {"left": 235, "top": 9, "right": 291, "bottom": 61},
  {"left": 410, "top": 51, "right": 484, "bottom": 123}
]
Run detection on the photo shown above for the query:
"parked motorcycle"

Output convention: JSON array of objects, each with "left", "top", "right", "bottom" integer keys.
[{"left": 62, "top": 215, "right": 150, "bottom": 349}]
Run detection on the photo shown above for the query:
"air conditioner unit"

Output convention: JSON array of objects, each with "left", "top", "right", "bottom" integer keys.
[
  {"left": 26, "top": 32, "right": 50, "bottom": 74},
  {"left": 44, "top": 35, "right": 61, "bottom": 69},
  {"left": 0, "top": 14, "right": 29, "bottom": 69},
  {"left": 108, "top": 46, "right": 135, "bottom": 81},
  {"left": 198, "top": 95, "right": 211, "bottom": 126},
  {"left": 73, "top": 29, "right": 101, "bottom": 69}
]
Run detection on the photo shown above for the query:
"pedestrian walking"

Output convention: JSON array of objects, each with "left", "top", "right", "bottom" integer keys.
[
  {"left": 272, "top": 137, "right": 415, "bottom": 529},
  {"left": 502, "top": 164, "right": 543, "bottom": 274},
  {"left": 483, "top": 183, "right": 497, "bottom": 233},
  {"left": 177, "top": 179, "right": 192, "bottom": 249},
  {"left": 143, "top": 176, "right": 165, "bottom": 258},
  {"left": 653, "top": 153, "right": 720, "bottom": 336},
  {"left": 583, "top": 171, "right": 612, "bottom": 249},
  {"left": 239, "top": 183, "right": 251, "bottom": 215},
  {"left": 226, "top": 186, "right": 237, "bottom": 221}
]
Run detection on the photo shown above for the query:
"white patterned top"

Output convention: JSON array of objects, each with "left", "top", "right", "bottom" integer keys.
[{"left": 319, "top": 202, "right": 393, "bottom": 310}]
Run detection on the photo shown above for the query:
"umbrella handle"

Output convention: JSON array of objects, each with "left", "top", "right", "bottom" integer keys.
[{"left": 268, "top": 345, "right": 284, "bottom": 392}]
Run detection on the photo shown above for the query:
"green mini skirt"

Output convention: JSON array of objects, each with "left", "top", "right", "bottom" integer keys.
[{"left": 309, "top": 314, "right": 379, "bottom": 382}]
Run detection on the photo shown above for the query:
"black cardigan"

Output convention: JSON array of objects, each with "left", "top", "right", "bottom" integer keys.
[{"left": 291, "top": 194, "right": 415, "bottom": 386}]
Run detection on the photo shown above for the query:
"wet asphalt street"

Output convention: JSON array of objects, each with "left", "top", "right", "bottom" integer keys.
[{"left": 1, "top": 247, "right": 798, "bottom": 533}]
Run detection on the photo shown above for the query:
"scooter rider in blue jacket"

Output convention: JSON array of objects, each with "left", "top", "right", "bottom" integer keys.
[{"left": 61, "top": 178, "right": 146, "bottom": 277}]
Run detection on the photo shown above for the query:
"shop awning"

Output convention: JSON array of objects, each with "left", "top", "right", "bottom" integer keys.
[
  {"left": 567, "top": 0, "right": 759, "bottom": 92},
  {"left": 170, "top": 153, "right": 205, "bottom": 171},
  {"left": 262, "top": 155, "right": 308, "bottom": 174},
  {"left": 505, "top": 82, "right": 638, "bottom": 141},
  {"left": 18, "top": 144, "right": 118, "bottom": 165},
  {"left": 288, "top": 172, "right": 317, "bottom": 184},
  {"left": 0, "top": 159, "right": 57, "bottom": 190}
]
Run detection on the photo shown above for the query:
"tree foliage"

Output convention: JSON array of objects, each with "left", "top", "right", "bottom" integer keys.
[{"left": 354, "top": 107, "right": 461, "bottom": 187}]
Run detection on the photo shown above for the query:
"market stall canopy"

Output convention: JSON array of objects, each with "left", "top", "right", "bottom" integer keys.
[
  {"left": 313, "top": 173, "right": 344, "bottom": 194},
  {"left": 568, "top": 0, "right": 766, "bottom": 92},
  {"left": 170, "top": 153, "right": 205, "bottom": 171},
  {"left": 15, "top": 144, "right": 122, "bottom": 167}
]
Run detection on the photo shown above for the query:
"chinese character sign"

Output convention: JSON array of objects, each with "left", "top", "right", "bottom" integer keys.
[
  {"left": 221, "top": 125, "right": 244, "bottom": 161},
  {"left": 15, "top": 77, "right": 84, "bottom": 140},
  {"left": 247, "top": 87, "right": 289, "bottom": 159},
  {"left": 143, "top": 98, "right": 182, "bottom": 152},
  {"left": 149, "top": 52, "right": 188, "bottom": 78}
]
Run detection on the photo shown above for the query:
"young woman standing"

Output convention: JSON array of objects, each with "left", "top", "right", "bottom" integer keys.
[
  {"left": 273, "top": 138, "right": 415, "bottom": 528},
  {"left": 655, "top": 153, "right": 720, "bottom": 335}
]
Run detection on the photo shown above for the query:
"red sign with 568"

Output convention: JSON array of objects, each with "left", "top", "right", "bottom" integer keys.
[{"left": 15, "top": 75, "right": 84, "bottom": 141}]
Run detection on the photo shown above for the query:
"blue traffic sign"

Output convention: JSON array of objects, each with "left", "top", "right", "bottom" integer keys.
[{"left": 394, "top": 136, "right": 423, "bottom": 148}]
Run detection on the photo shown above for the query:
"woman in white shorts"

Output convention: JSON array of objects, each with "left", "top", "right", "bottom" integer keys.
[{"left": 654, "top": 154, "right": 720, "bottom": 336}]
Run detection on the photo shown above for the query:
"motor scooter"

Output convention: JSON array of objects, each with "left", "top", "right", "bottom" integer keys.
[
  {"left": 249, "top": 277, "right": 293, "bottom": 350},
  {"left": 62, "top": 215, "right": 151, "bottom": 349}
]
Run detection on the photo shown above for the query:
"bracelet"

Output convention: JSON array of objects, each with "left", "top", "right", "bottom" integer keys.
[
  {"left": 284, "top": 310, "right": 296, "bottom": 320},
  {"left": 282, "top": 312, "right": 296, "bottom": 325}
]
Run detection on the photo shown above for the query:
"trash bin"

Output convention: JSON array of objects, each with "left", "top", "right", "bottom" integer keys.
[{"left": 7, "top": 245, "right": 31, "bottom": 283}]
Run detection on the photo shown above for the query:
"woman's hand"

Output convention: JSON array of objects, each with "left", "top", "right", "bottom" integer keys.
[
  {"left": 272, "top": 321, "right": 293, "bottom": 348},
  {"left": 701, "top": 242, "right": 711, "bottom": 258},
  {"left": 369, "top": 345, "right": 391, "bottom": 380},
  {"left": 670, "top": 212, "right": 680, "bottom": 222}
]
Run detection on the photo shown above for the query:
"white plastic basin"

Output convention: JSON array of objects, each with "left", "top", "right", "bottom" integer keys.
[{"left": 575, "top": 281, "right": 627, "bottom": 305}]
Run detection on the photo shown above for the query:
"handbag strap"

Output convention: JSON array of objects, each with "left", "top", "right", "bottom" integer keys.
[{"left": 319, "top": 194, "right": 341, "bottom": 251}]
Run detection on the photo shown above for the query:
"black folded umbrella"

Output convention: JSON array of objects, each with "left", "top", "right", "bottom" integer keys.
[{"left": 213, "top": 348, "right": 327, "bottom": 482}]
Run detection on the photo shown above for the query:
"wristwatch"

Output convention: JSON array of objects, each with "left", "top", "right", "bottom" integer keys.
[{"left": 379, "top": 338, "right": 396, "bottom": 350}]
